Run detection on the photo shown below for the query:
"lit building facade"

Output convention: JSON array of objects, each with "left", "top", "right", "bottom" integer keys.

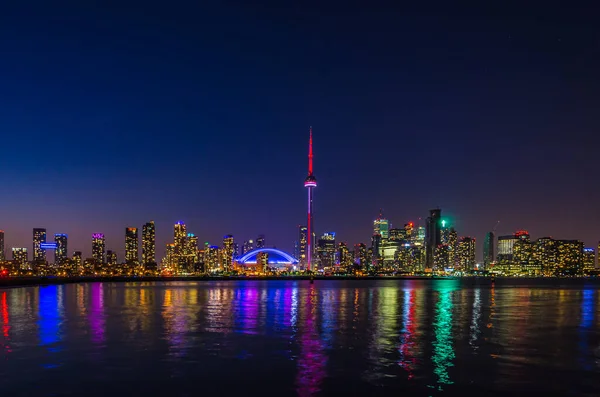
[
  {"left": 338, "top": 242, "right": 352, "bottom": 271},
  {"left": 125, "top": 227, "right": 138, "bottom": 263},
  {"left": 33, "top": 228, "right": 47, "bottom": 263},
  {"left": 425, "top": 209, "right": 442, "bottom": 268},
  {"left": 583, "top": 248, "right": 595, "bottom": 275},
  {"left": 54, "top": 234, "right": 68, "bottom": 264},
  {"left": 354, "top": 243, "right": 367, "bottom": 272},
  {"left": 12, "top": 248, "right": 28, "bottom": 268},
  {"left": 257, "top": 252, "right": 269, "bottom": 274},
  {"left": 316, "top": 232, "right": 336, "bottom": 269},
  {"left": 223, "top": 235, "right": 235, "bottom": 272},
  {"left": 298, "top": 226, "right": 307, "bottom": 268},
  {"left": 242, "top": 240, "right": 255, "bottom": 255},
  {"left": 142, "top": 221, "right": 156, "bottom": 265},
  {"left": 92, "top": 233, "right": 106, "bottom": 263},
  {"left": 456, "top": 237, "right": 476, "bottom": 271},
  {"left": 555, "top": 240, "right": 583, "bottom": 276},
  {"left": 106, "top": 250, "right": 117, "bottom": 266},
  {"left": 373, "top": 210, "right": 389, "bottom": 239},
  {"left": 256, "top": 235, "right": 265, "bottom": 249},
  {"left": 534, "top": 237, "right": 557, "bottom": 275}
]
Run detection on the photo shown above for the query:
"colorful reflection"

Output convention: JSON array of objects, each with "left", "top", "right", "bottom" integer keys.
[
  {"left": 398, "top": 289, "right": 417, "bottom": 379},
  {"left": 1, "top": 292, "right": 10, "bottom": 355},
  {"left": 431, "top": 287, "right": 455, "bottom": 389},
  {"left": 579, "top": 289, "right": 594, "bottom": 371},
  {"left": 162, "top": 288, "right": 198, "bottom": 357},
  {"left": 470, "top": 288, "right": 482, "bottom": 351},
  {"left": 295, "top": 285, "right": 327, "bottom": 397},
  {"left": 89, "top": 283, "right": 105, "bottom": 345},
  {"left": 238, "top": 287, "right": 259, "bottom": 335},
  {"left": 38, "top": 286, "right": 62, "bottom": 347}
]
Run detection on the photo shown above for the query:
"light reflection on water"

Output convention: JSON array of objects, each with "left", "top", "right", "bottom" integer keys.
[{"left": 0, "top": 280, "right": 599, "bottom": 396}]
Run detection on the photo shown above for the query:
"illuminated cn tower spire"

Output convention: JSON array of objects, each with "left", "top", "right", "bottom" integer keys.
[{"left": 304, "top": 127, "right": 317, "bottom": 271}]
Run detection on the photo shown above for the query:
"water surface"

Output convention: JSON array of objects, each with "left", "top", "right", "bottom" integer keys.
[{"left": 1, "top": 280, "right": 599, "bottom": 396}]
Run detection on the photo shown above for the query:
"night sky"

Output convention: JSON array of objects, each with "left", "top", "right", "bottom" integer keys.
[{"left": 1, "top": 2, "right": 598, "bottom": 260}]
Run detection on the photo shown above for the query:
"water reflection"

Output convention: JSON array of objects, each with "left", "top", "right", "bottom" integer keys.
[
  {"left": 470, "top": 288, "right": 482, "bottom": 351},
  {"left": 398, "top": 289, "right": 417, "bottom": 379},
  {"left": 431, "top": 284, "right": 455, "bottom": 389},
  {"left": 89, "top": 283, "right": 105, "bottom": 346},
  {"left": 1, "top": 291, "right": 10, "bottom": 355}
]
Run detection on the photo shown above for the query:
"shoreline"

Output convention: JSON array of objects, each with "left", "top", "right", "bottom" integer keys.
[{"left": 1, "top": 275, "right": 599, "bottom": 288}]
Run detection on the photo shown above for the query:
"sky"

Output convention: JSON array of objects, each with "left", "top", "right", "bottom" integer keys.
[{"left": 1, "top": 2, "right": 599, "bottom": 261}]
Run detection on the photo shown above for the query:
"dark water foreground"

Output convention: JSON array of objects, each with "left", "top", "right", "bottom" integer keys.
[{"left": 0, "top": 280, "right": 599, "bottom": 396}]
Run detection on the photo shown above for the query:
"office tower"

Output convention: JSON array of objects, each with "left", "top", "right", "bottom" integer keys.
[
  {"left": 354, "top": 243, "right": 367, "bottom": 271},
  {"left": 514, "top": 234, "right": 535, "bottom": 274},
  {"left": 106, "top": 250, "right": 117, "bottom": 266},
  {"left": 483, "top": 232, "right": 495, "bottom": 268},
  {"left": 389, "top": 228, "right": 404, "bottom": 241},
  {"left": 316, "top": 232, "right": 336, "bottom": 269},
  {"left": 371, "top": 233, "right": 382, "bottom": 267},
  {"left": 242, "top": 239, "right": 255, "bottom": 255},
  {"left": 373, "top": 210, "right": 389, "bottom": 239},
  {"left": 555, "top": 240, "right": 583, "bottom": 276},
  {"left": 257, "top": 252, "right": 269, "bottom": 274},
  {"left": 204, "top": 245, "right": 219, "bottom": 273},
  {"left": 303, "top": 127, "right": 317, "bottom": 271},
  {"left": 256, "top": 235, "right": 265, "bottom": 249},
  {"left": 33, "top": 228, "right": 47, "bottom": 262},
  {"left": 381, "top": 237, "right": 402, "bottom": 268},
  {"left": 416, "top": 226, "right": 426, "bottom": 245},
  {"left": 233, "top": 243, "right": 239, "bottom": 258},
  {"left": 338, "top": 242, "right": 351, "bottom": 271},
  {"left": 298, "top": 226, "right": 308, "bottom": 268},
  {"left": 174, "top": 221, "right": 187, "bottom": 256},
  {"left": 92, "top": 233, "right": 106, "bottom": 263},
  {"left": 583, "top": 248, "right": 595, "bottom": 275},
  {"left": 183, "top": 233, "right": 199, "bottom": 272},
  {"left": 73, "top": 251, "right": 82, "bottom": 268},
  {"left": 12, "top": 248, "right": 28, "bottom": 268},
  {"left": 456, "top": 237, "right": 476, "bottom": 271},
  {"left": 404, "top": 222, "right": 414, "bottom": 241},
  {"left": 222, "top": 235, "right": 234, "bottom": 272},
  {"left": 54, "top": 234, "right": 68, "bottom": 264},
  {"left": 163, "top": 243, "right": 176, "bottom": 270},
  {"left": 497, "top": 234, "right": 518, "bottom": 264},
  {"left": 0, "top": 230, "right": 5, "bottom": 262},
  {"left": 425, "top": 209, "right": 441, "bottom": 268},
  {"left": 532, "top": 237, "right": 556, "bottom": 276},
  {"left": 142, "top": 221, "right": 156, "bottom": 265},
  {"left": 125, "top": 227, "right": 138, "bottom": 263}
]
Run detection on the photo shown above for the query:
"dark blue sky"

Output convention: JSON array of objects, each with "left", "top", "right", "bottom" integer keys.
[{"left": 1, "top": 2, "right": 598, "bottom": 260}]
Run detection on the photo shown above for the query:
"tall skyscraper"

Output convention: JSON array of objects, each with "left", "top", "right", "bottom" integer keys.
[
  {"left": 303, "top": 127, "right": 317, "bottom": 271},
  {"left": 54, "top": 234, "right": 68, "bottom": 264},
  {"left": 33, "top": 228, "right": 47, "bottom": 262},
  {"left": 12, "top": 248, "right": 28, "bottom": 268},
  {"left": 0, "top": 230, "right": 4, "bottom": 262},
  {"left": 142, "top": 221, "right": 156, "bottom": 265},
  {"left": 125, "top": 227, "right": 139, "bottom": 263},
  {"left": 483, "top": 232, "right": 495, "bottom": 268},
  {"left": 456, "top": 237, "right": 476, "bottom": 271},
  {"left": 256, "top": 235, "right": 265, "bottom": 249},
  {"left": 354, "top": 243, "right": 367, "bottom": 271},
  {"left": 373, "top": 210, "right": 389, "bottom": 239},
  {"left": 92, "top": 233, "right": 106, "bottom": 263},
  {"left": 425, "top": 209, "right": 441, "bottom": 268},
  {"left": 222, "top": 235, "right": 234, "bottom": 272},
  {"left": 298, "top": 226, "right": 308, "bottom": 267},
  {"left": 338, "top": 242, "right": 352, "bottom": 271},
  {"left": 316, "top": 232, "right": 336, "bottom": 269}
]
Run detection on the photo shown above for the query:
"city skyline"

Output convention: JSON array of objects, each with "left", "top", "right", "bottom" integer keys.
[{"left": 1, "top": 3, "right": 598, "bottom": 261}]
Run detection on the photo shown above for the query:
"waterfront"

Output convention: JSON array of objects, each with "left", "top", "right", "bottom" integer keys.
[{"left": 1, "top": 280, "right": 599, "bottom": 396}]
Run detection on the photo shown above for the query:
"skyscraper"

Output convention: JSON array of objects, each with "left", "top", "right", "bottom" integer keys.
[
  {"left": 298, "top": 226, "right": 307, "bottom": 268},
  {"left": 142, "top": 221, "right": 156, "bottom": 265},
  {"left": 0, "top": 230, "right": 4, "bottom": 262},
  {"left": 125, "top": 227, "right": 139, "bottom": 263},
  {"left": 303, "top": 127, "right": 317, "bottom": 271},
  {"left": 354, "top": 243, "right": 367, "bottom": 271},
  {"left": 73, "top": 251, "right": 82, "bottom": 270},
  {"left": 456, "top": 237, "right": 476, "bottom": 271},
  {"left": 54, "top": 234, "right": 68, "bottom": 264},
  {"left": 583, "top": 248, "right": 595, "bottom": 275},
  {"left": 316, "top": 232, "right": 336, "bottom": 269},
  {"left": 222, "top": 235, "right": 234, "bottom": 272},
  {"left": 256, "top": 235, "right": 265, "bottom": 249},
  {"left": 338, "top": 242, "right": 352, "bottom": 271},
  {"left": 12, "top": 248, "right": 28, "bottom": 268},
  {"left": 242, "top": 239, "right": 255, "bottom": 255},
  {"left": 33, "top": 228, "right": 47, "bottom": 263},
  {"left": 373, "top": 210, "right": 389, "bottom": 239},
  {"left": 483, "top": 232, "right": 495, "bottom": 268},
  {"left": 425, "top": 209, "right": 441, "bottom": 268},
  {"left": 92, "top": 233, "right": 106, "bottom": 263}
]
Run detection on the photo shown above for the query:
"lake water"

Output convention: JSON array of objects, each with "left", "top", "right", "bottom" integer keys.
[{"left": 0, "top": 280, "right": 599, "bottom": 396}]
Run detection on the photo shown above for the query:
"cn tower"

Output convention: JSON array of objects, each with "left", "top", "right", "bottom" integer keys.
[{"left": 304, "top": 127, "right": 317, "bottom": 271}]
